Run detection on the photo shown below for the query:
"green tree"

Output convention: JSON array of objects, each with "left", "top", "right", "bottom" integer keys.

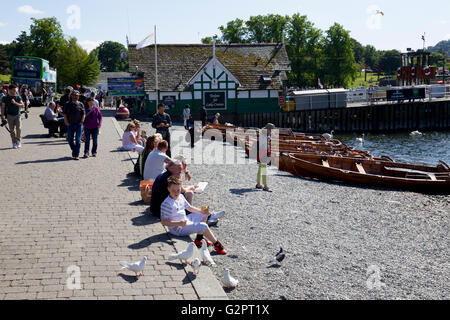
[
  {"left": 246, "top": 15, "right": 269, "bottom": 43},
  {"left": 5, "top": 32, "right": 32, "bottom": 59},
  {"left": 286, "top": 13, "right": 323, "bottom": 88},
  {"left": 362, "top": 45, "right": 380, "bottom": 71},
  {"left": 56, "top": 38, "right": 100, "bottom": 88},
  {"left": 201, "top": 35, "right": 222, "bottom": 44},
  {"left": 264, "top": 14, "right": 290, "bottom": 43},
  {"left": 0, "top": 45, "right": 10, "bottom": 75},
  {"left": 378, "top": 49, "right": 401, "bottom": 75},
  {"left": 322, "top": 23, "right": 358, "bottom": 88},
  {"left": 219, "top": 18, "right": 248, "bottom": 43},
  {"left": 93, "top": 41, "right": 128, "bottom": 72},
  {"left": 28, "top": 17, "right": 65, "bottom": 66}
]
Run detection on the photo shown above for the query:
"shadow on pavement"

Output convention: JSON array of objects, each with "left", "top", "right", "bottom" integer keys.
[
  {"left": 117, "top": 273, "right": 139, "bottom": 283},
  {"left": 16, "top": 157, "right": 74, "bottom": 165},
  {"left": 229, "top": 188, "right": 260, "bottom": 195},
  {"left": 128, "top": 233, "right": 173, "bottom": 250},
  {"left": 131, "top": 214, "right": 160, "bottom": 227},
  {"left": 118, "top": 173, "right": 140, "bottom": 191}
]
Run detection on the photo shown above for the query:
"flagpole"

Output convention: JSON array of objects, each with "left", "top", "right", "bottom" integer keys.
[{"left": 155, "top": 25, "right": 159, "bottom": 111}]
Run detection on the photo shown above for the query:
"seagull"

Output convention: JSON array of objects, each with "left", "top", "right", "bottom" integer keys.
[
  {"left": 322, "top": 130, "right": 334, "bottom": 140},
  {"left": 168, "top": 242, "right": 196, "bottom": 265},
  {"left": 270, "top": 245, "right": 286, "bottom": 265},
  {"left": 222, "top": 269, "right": 239, "bottom": 289},
  {"left": 200, "top": 239, "right": 216, "bottom": 266},
  {"left": 376, "top": 10, "right": 384, "bottom": 16},
  {"left": 120, "top": 256, "right": 147, "bottom": 278},
  {"left": 356, "top": 134, "right": 365, "bottom": 143},
  {"left": 190, "top": 258, "right": 202, "bottom": 276}
]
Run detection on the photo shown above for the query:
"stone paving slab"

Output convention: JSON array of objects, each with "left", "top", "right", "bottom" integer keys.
[{"left": 0, "top": 107, "right": 225, "bottom": 300}]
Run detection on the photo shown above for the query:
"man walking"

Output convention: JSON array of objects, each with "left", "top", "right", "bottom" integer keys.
[
  {"left": 63, "top": 90, "right": 85, "bottom": 160},
  {"left": 1, "top": 84, "right": 25, "bottom": 149},
  {"left": 152, "top": 103, "right": 172, "bottom": 157}
]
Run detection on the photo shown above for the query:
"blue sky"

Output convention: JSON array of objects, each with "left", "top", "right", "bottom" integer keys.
[{"left": 1, "top": 0, "right": 449, "bottom": 53}]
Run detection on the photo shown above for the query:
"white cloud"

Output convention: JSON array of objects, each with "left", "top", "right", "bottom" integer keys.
[
  {"left": 79, "top": 40, "right": 101, "bottom": 53},
  {"left": 0, "top": 22, "right": 7, "bottom": 27},
  {"left": 440, "top": 20, "right": 449, "bottom": 25},
  {"left": 17, "top": 5, "right": 44, "bottom": 15},
  {"left": 0, "top": 41, "right": 10, "bottom": 45}
]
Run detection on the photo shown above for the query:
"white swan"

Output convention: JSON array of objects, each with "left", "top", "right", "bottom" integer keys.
[
  {"left": 356, "top": 134, "right": 365, "bottom": 143},
  {"left": 322, "top": 130, "right": 334, "bottom": 140},
  {"left": 410, "top": 130, "right": 423, "bottom": 136}
]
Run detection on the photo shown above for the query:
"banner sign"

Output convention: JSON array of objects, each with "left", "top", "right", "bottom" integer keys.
[
  {"left": 107, "top": 78, "right": 145, "bottom": 96},
  {"left": 386, "top": 88, "right": 426, "bottom": 101},
  {"left": 204, "top": 91, "right": 226, "bottom": 109},
  {"left": 162, "top": 95, "right": 176, "bottom": 110}
]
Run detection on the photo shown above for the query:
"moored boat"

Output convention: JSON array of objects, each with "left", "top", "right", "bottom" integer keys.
[{"left": 279, "top": 153, "right": 450, "bottom": 193}]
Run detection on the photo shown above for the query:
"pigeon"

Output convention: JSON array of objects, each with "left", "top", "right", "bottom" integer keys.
[
  {"left": 120, "top": 256, "right": 147, "bottom": 278},
  {"left": 168, "top": 242, "right": 195, "bottom": 265},
  {"left": 190, "top": 258, "right": 202, "bottom": 276},
  {"left": 200, "top": 239, "right": 216, "bottom": 266},
  {"left": 222, "top": 269, "right": 239, "bottom": 288},
  {"left": 271, "top": 245, "right": 286, "bottom": 265}
]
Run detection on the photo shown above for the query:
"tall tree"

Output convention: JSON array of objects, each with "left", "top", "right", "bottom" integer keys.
[
  {"left": 378, "top": 49, "right": 402, "bottom": 75},
  {"left": 362, "top": 45, "right": 380, "bottom": 70},
  {"left": 286, "top": 13, "right": 323, "bottom": 88},
  {"left": 93, "top": 41, "right": 128, "bottom": 72},
  {"left": 56, "top": 38, "right": 100, "bottom": 88},
  {"left": 219, "top": 19, "right": 248, "bottom": 43},
  {"left": 322, "top": 23, "right": 358, "bottom": 88},
  {"left": 28, "top": 17, "right": 65, "bottom": 66},
  {"left": 0, "top": 45, "right": 10, "bottom": 74},
  {"left": 5, "top": 32, "right": 32, "bottom": 59}
]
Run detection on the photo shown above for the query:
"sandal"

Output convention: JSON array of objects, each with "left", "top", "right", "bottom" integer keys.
[{"left": 263, "top": 186, "right": 272, "bottom": 192}]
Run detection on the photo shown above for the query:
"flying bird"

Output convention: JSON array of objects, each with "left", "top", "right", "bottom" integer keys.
[
  {"left": 222, "top": 269, "right": 239, "bottom": 289},
  {"left": 271, "top": 245, "right": 286, "bottom": 265},
  {"left": 120, "top": 256, "right": 147, "bottom": 278},
  {"left": 168, "top": 242, "right": 196, "bottom": 265},
  {"left": 190, "top": 258, "right": 202, "bottom": 276},
  {"left": 375, "top": 10, "right": 384, "bottom": 16},
  {"left": 200, "top": 239, "right": 216, "bottom": 266}
]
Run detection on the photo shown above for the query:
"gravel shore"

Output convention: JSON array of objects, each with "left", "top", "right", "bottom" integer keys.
[{"left": 120, "top": 120, "right": 450, "bottom": 300}]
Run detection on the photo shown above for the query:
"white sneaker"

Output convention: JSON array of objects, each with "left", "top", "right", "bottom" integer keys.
[
  {"left": 16, "top": 141, "right": 22, "bottom": 148},
  {"left": 12, "top": 143, "right": 17, "bottom": 149},
  {"left": 210, "top": 211, "right": 225, "bottom": 220}
]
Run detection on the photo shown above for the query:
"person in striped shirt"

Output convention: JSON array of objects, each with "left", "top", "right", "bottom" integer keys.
[{"left": 160, "top": 176, "right": 227, "bottom": 255}]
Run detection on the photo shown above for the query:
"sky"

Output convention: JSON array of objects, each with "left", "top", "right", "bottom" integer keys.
[{"left": 1, "top": 0, "right": 449, "bottom": 54}]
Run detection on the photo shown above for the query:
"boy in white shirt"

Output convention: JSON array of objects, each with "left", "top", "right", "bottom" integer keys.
[
  {"left": 143, "top": 140, "right": 172, "bottom": 180},
  {"left": 161, "top": 176, "right": 227, "bottom": 255}
]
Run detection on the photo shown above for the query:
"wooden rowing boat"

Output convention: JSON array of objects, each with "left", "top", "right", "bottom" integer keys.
[{"left": 279, "top": 153, "right": 450, "bottom": 193}]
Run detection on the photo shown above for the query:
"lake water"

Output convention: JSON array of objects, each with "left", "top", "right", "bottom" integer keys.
[{"left": 336, "top": 131, "right": 450, "bottom": 167}]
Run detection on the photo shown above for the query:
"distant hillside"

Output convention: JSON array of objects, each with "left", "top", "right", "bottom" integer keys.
[{"left": 428, "top": 39, "right": 450, "bottom": 56}]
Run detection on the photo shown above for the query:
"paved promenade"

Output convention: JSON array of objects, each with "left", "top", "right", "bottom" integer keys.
[{"left": 0, "top": 106, "right": 225, "bottom": 300}]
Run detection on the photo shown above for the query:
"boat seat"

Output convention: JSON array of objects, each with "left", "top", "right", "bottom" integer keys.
[
  {"left": 355, "top": 162, "right": 366, "bottom": 174},
  {"left": 384, "top": 166, "right": 437, "bottom": 181}
]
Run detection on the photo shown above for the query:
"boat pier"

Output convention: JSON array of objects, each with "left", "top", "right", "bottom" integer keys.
[{"left": 236, "top": 99, "right": 450, "bottom": 134}]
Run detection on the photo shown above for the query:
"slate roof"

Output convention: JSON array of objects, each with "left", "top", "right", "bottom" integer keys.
[{"left": 128, "top": 43, "right": 291, "bottom": 92}]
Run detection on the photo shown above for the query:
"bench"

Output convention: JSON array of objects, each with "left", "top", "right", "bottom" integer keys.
[{"left": 39, "top": 114, "right": 52, "bottom": 135}]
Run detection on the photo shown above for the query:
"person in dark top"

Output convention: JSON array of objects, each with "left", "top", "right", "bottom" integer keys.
[
  {"left": 79, "top": 87, "right": 88, "bottom": 106},
  {"left": 1, "top": 84, "right": 25, "bottom": 149},
  {"left": 150, "top": 161, "right": 183, "bottom": 218},
  {"left": 152, "top": 103, "right": 172, "bottom": 157},
  {"left": 63, "top": 90, "right": 85, "bottom": 160},
  {"left": 200, "top": 104, "right": 208, "bottom": 127},
  {"left": 60, "top": 87, "right": 73, "bottom": 107}
]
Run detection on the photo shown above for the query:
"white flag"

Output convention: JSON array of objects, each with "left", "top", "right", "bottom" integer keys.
[{"left": 136, "top": 32, "right": 155, "bottom": 50}]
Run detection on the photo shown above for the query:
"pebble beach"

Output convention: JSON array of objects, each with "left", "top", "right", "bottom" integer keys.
[{"left": 125, "top": 121, "right": 450, "bottom": 300}]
